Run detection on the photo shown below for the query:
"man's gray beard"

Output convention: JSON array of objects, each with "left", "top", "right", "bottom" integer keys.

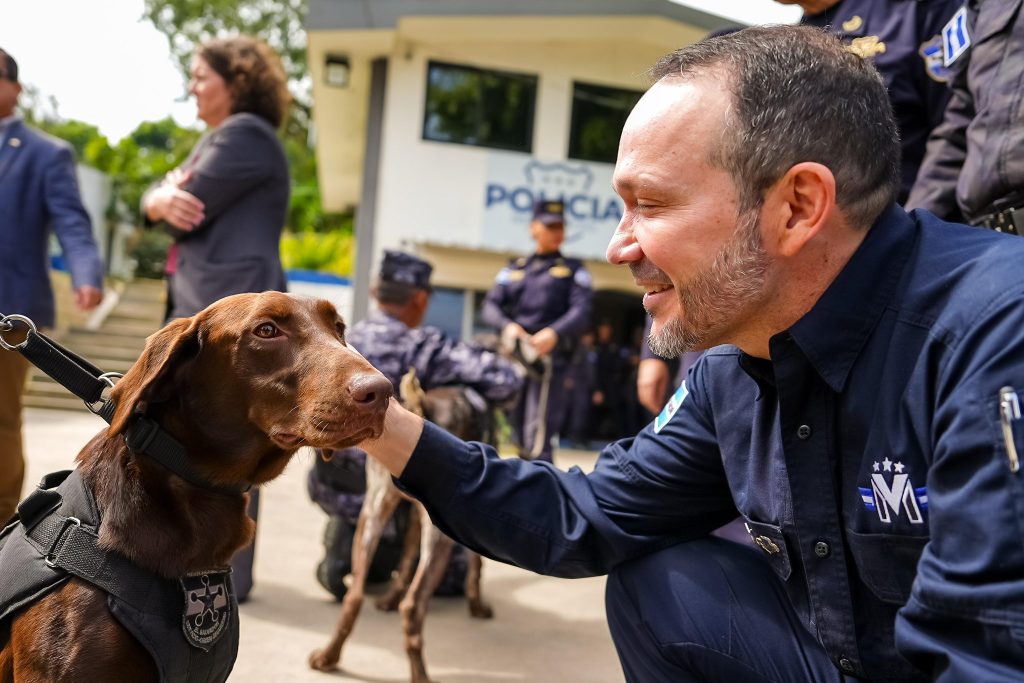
[{"left": 647, "top": 210, "right": 770, "bottom": 358}]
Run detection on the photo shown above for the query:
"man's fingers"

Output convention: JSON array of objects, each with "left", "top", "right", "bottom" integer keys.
[{"left": 74, "top": 286, "right": 103, "bottom": 311}]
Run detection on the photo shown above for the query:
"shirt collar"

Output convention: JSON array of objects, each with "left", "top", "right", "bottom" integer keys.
[{"left": 782, "top": 204, "right": 916, "bottom": 393}]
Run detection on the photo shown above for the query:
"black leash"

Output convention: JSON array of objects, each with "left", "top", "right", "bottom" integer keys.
[{"left": 0, "top": 313, "right": 248, "bottom": 496}]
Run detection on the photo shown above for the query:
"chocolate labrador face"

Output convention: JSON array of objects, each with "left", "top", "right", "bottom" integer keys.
[{"left": 109, "top": 292, "right": 392, "bottom": 487}]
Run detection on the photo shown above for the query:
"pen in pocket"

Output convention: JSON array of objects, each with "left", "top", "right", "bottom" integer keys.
[{"left": 998, "top": 386, "right": 1020, "bottom": 473}]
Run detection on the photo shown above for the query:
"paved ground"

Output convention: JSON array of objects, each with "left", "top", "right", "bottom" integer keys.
[{"left": 22, "top": 407, "right": 623, "bottom": 683}]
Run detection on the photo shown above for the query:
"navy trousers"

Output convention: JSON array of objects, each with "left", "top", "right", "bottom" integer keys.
[
  {"left": 606, "top": 538, "right": 855, "bottom": 683},
  {"left": 513, "top": 364, "right": 568, "bottom": 463}
]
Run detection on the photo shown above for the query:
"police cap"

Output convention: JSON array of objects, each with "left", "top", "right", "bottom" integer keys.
[
  {"left": 531, "top": 199, "right": 565, "bottom": 227},
  {"left": 379, "top": 250, "right": 433, "bottom": 290}
]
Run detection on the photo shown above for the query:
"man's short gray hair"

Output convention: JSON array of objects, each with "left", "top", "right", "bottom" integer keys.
[{"left": 650, "top": 25, "right": 900, "bottom": 229}]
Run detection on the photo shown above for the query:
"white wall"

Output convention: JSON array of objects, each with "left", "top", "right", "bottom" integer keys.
[
  {"left": 76, "top": 163, "right": 110, "bottom": 250},
  {"left": 372, "top": 39, "right": 669, "bottom": 270}
]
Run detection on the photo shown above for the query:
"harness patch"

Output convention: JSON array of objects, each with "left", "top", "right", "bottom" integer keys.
[
  {"left": 859, "top": 458, "right": 927, "bottom": 524},
  {"left": 654, "top": 381, "right": 688, "bottom": 433},
  {"left": 181, "top": 572, "right": 232, "bottom": 651}
]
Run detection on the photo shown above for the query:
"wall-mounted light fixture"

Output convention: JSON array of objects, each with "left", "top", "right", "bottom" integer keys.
[{"left": 324, "top": 54, "right": 351, "bottom": 88}]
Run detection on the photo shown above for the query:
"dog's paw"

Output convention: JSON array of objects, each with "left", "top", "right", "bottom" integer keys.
[
  {"left": 468, "top": 599, "right": 494, "bottom": 620},
  {"left": 308, "top": 648, "right": 339, "bottom": 672}
]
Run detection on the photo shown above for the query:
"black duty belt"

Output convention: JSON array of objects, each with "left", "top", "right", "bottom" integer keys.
[{"left": 974, "top": 198, "right": 1024, "bottom": 235}]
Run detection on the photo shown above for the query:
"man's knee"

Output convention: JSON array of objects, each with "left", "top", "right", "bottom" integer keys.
[{"left": 606, "top": 538, "right": 754, "bottom": 647}]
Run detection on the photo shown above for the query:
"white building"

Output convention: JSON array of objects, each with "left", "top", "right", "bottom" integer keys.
[{"left": 306, "top": 0, "right": 743, "bottom": 338}]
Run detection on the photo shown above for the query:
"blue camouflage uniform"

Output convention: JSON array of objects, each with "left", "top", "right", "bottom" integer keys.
[
  {"left": 908, "top": 0, "right": 1024, "bottom": 229},
  {"left": 802, "top": 0, "right": 961, "bottom": 202},
  {"left": 482, "top": 201, "right": 593, "bottom": 462},
  {"left": 309, "top": 252, "right": 522, "bottom": 596},
  {"left": 397, "top": 206, "right": 1024, "bottom": 681}
]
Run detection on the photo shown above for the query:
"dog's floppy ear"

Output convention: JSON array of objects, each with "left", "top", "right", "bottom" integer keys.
[{"left": 108, "top": 315, "right": 203, "bottom": 436}]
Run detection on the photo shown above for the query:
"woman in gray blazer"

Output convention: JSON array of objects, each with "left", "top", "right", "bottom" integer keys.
[
  {"left": 141, "top": 36, "right": 292, "bottom": 601},
  {"left": 143, "top": 35, "right": 290, "bottom": 320}
]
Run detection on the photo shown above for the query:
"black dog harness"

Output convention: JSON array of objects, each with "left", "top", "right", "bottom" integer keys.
[{"left": 0, "top": 469, "right": 238, "bottom": 682}]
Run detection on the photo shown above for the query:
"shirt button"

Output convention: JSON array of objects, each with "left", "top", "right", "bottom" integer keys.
[
  {"left": 814, "top": 540, "right": 831, "bottom": 558},
  {"left": 838, "top": 657, "right": 855, "bottom": 673},
  {"left": 797, "top": 424, "right": 812, "bottom": 439}
]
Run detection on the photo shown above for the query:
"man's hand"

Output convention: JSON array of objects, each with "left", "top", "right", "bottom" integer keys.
[
  {"left": 144, "top": 169, "right": 205, "bottom": 231},
  {"left": 503, "top": 321, "right": 527, "bottom": 340},
  {"left": 637, "top": 357, "right": 670, "bottom": 414},
  {"left": 361, "top": 398, "right": 425, "bottom": 477},
  {"left": 74, "top": 285, "right": 103, "bottom": 311},
  {"left": 529, "top": 327, "right": 559, "bottom": 357}
]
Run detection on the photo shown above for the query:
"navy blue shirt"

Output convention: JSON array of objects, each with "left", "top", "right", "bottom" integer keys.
[
  {"left": 803, "top": 0, "right": 960, "bottom": 202},
  {"left": 481, "top": 252, "right": 592, "bottom": 341},
  {"left": 400, "top": 206, "right": 1024, "bottom": 681}
]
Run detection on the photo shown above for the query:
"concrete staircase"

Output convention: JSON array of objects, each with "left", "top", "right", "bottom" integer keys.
[{"left": 23, "top": 279, "right": 166, "bottom": 411}]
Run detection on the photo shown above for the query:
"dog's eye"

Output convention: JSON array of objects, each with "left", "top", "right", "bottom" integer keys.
[{"left": 254, "top": 322, "right": 280, "bottom": 339}]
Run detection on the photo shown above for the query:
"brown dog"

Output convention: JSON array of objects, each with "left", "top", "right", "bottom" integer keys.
[
  {"left": 309, "top": 370, "right": 493, "bottom": 683},
  {"left": 0, "top": 292, "right": 391, "bottom": 682}
]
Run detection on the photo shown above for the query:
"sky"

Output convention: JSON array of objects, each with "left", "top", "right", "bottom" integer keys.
[{"left": 1, "top": 0, "right": 801, "bottom": 144}]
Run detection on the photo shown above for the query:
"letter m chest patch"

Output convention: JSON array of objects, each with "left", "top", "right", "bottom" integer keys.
[{"left": 859, "top": 458, "right": 928, "bottom": 524}]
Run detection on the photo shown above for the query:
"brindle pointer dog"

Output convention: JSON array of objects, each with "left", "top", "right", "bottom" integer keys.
[
  {"left": 309, "top": 369, "right": 494, "bottom": 683},
  {"left": 0, "top": 292, "right": 391, "bottom": 681}
]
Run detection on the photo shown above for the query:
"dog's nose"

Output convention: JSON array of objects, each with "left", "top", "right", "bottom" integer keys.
[{"left": 348, "top": 374, "right": 392, "bottom": 410}]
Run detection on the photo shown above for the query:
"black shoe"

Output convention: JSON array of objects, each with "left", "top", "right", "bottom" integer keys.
[{"left": 316, "top": 559, "right": 348, "bottom": 601}]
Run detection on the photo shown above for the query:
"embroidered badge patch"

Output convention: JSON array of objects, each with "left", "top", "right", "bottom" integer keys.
[
  {"left": 181, "top": 572, "right": 232, "bottom": 650},
  {"left": 858, "top": 458, "right": 927, "bottom": 524},
  {"left": 919, "top": 35, "right": 952, "bottom": 83},
  {"left": 654, "top": 381, "right": 688, "bottom": 433},
  {"left": 846, "top": 35, "right": 887, "bottom": 59},
  {"left": 942, "top": 7, "right": 971, "bottom": 67},
  {"left": 841, "top": 15, "right": 863, "bottom": 32}
]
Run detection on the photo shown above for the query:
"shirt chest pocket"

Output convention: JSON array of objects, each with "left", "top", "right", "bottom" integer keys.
[
  {"left": 846, "top": 530, "right": 928, "bottom": 605},
  {"left": 742, "top": 518, "right": 793, "bottom": 582}
]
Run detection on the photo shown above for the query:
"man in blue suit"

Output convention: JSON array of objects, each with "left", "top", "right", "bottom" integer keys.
[{"left": 0, "top": 48, "right": 103, "bottom": 522}]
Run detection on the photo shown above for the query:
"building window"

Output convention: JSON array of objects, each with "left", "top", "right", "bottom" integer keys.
[
  {"left": 568, "top": 81, "right": 643, "bottom": 164},
  {"left": 423, "top": 61, "right": 537, "bottom": 152}
]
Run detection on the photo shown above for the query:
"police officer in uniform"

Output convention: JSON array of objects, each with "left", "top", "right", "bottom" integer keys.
[
  {"left": 482, "top": 199, "right": 593, "bottom": 462},
  {"left": 775, "top": 0, "right": 962, "bottom": 203},
  {"left": 908, "top": 1, "right": 1024, "bottom": 230},
  {"left": 307, "top": 250, "right": 521, "bottom": 599}
]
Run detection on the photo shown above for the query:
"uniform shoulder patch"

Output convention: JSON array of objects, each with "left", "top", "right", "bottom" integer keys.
[
  {"left": 654, "top": 381, "right": 689, "bottom": 433},
  {"left": 941, "top": 6, "right": 971, "bottom": 67},
  {"left": 574, "top": 268, "right": 592, "bottom": 288},
  {"left": 918, "top": 34, "right": 951, "bottom": 82}
]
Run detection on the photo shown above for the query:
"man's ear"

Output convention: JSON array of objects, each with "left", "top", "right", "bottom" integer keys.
[{"left": 762, "top": 162, "right": 836, "bottom": 258}]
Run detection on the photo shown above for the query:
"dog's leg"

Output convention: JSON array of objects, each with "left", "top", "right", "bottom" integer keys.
[
  {"left": 309, "top": 479, "right": 401, "bottom": 672},
  {"left": 400, "top": 503, "right": 455, "bottom": 683},
  {"left": 464, "top": 550, "right": 494, "bottom": 619},
  {"left": 375, "top": 509, "right": 421, "bottom": 612}
]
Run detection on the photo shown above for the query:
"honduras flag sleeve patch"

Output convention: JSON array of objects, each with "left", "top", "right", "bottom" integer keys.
[
  {"left": 654, "top": 381, "right": 689, "bottom": 433},
  {"left": 941, "top": 7, "right": 971, "bottom": 67}
]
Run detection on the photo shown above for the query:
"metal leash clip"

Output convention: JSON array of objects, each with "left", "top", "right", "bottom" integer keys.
[
  {"left": 0, "top": 314, "right": 37, "bottom": 351},
  {"left": 86, "top": 372, "right": 124, "bottom": 417}
]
